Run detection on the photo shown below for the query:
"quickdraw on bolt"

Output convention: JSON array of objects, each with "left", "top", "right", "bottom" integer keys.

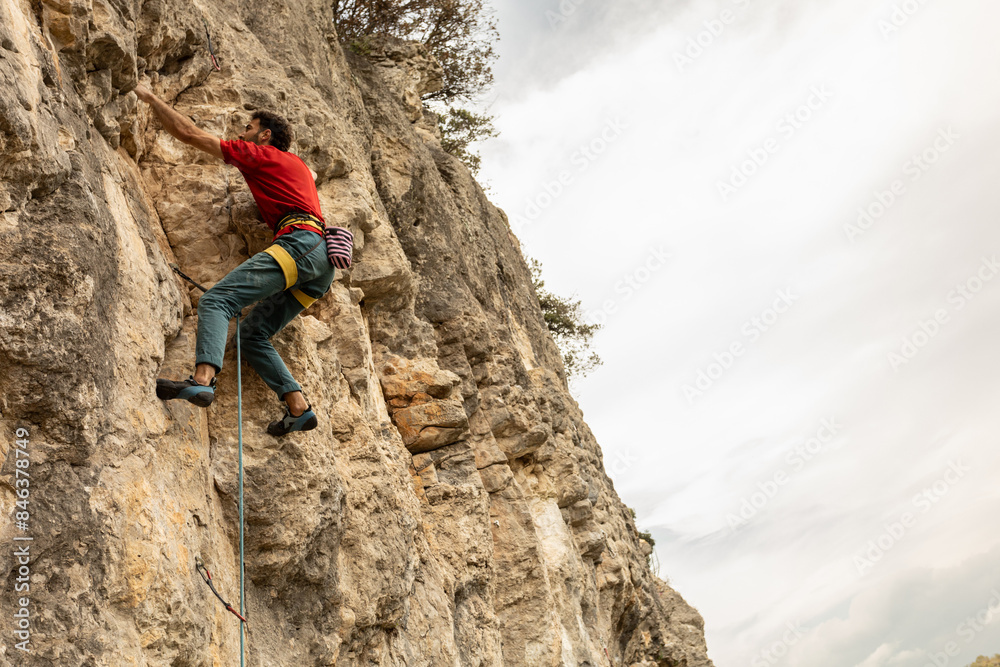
[
  {"left": 195, "top": 555, "right": 249, "bottom": 630},
  {"left": 203, "top": 19, "right": 222, "bottom": 71}
]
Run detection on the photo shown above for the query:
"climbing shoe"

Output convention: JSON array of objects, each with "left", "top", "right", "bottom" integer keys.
[
  {"left": 267, "top": 405, "right": 318, "bottom": 436},
  {"left": 156, "top": 376, "right": 217, "bottom": 408}
]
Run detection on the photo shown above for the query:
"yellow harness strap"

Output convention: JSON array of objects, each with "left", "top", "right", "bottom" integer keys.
[
  {"left": 291, "top": 289, "right": 317, "bottom": 308},
  {"left": 263, "top": 245, "right": 297, "bottom": 290},
  {"left": 261, "top": 245, "right": 320, "bottom": 309}
]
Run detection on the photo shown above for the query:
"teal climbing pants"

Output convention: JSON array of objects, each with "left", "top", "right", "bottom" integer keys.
[{"left": 194, "top": 229, "right": 335, "bottom": 398}]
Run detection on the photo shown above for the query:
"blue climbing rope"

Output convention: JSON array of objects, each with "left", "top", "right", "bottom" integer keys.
[
  {"left": 170, "top": 264, "right": 248, "bottom": 665},
  {"left": 236, "top": 314, "right": 246, "bottom": 667}
]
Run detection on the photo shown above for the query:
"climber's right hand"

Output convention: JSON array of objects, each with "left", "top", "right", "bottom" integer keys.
[{"left": 133, "top": 84, "right": 154, "bottom": 104}]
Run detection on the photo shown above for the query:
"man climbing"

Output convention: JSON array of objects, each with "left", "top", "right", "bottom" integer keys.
[{"left": 134, "top": 84, "right": 334, "bottom": 436}]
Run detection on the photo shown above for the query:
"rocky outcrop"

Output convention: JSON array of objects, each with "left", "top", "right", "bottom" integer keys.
[{"left": 0, "top": 1, "right": 713, "bottom": 665}]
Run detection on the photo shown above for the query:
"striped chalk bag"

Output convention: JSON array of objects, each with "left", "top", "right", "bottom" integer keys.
[{"left": 324, "top": 226, "right": 354, "bottom": 269}]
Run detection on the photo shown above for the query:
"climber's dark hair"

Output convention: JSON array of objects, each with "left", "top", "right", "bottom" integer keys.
[{"left": 251, "top": 110, "right": 292, "bottom": 152}]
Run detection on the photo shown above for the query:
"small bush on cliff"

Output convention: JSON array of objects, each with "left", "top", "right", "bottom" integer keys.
[
  {"left": 332, "top": 0, "right": 498, "bottom": 102},
  {"left": 348, "top": 36, "right": 374, "bottom": 55},
  {"left": 528, "top": 257, "right": 602, "bottom": 381},
  {"left": 437, "top": 107, "right": 497, "bottom": 175}
]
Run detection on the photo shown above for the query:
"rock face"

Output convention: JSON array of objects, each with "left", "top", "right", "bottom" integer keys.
[{"left": 0, "top": 1, "right": 714, "bottom": 665}]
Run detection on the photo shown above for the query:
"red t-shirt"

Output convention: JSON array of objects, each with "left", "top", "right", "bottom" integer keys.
[{"left": 220, "top": 140, "right": 325, "bottom": 240}]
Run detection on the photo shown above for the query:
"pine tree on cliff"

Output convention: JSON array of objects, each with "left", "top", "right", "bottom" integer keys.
[{"left": 332, "top": 0, "right": 499, "bottom": 173}]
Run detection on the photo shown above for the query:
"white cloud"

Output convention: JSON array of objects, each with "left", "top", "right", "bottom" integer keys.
[
  {"left": 783, "top": 547, "right": 1000, "bottom": 667},
  {"left": 480, "top": 0, "right": 1000, "bottom": 664}
]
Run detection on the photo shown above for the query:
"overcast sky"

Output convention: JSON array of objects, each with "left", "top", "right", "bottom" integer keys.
[{"left": 476, "top": 0, "right": 1000, "bottom": 665}]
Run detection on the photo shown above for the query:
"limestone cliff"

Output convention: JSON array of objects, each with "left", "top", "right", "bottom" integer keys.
[{"left": 0, "top": 0, "right": 714, "bottom": 665}]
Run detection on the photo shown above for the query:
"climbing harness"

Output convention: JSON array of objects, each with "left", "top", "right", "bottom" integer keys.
[
  {"left": 275, "top": 211, "right": 325, "bottom": 236},
  {"left": 170, "top": 263, "right": 247, "bottom": 666},
  {"left": 203, "top": 19, "right": 222, "bottom": 71},
  {"left": 261, "top": 216, "right": 328, "bottom": 309},
  {"left": 275, "top": 211, "right": 355, "bottom": 271}
]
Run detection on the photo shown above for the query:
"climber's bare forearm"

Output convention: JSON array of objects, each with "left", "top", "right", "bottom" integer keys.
[
  {"left": 138, "top": 89, "right": 196, "bottom": 140},
  {"left": 134, "top": 84, "right": 223, "bottom": 160}
]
